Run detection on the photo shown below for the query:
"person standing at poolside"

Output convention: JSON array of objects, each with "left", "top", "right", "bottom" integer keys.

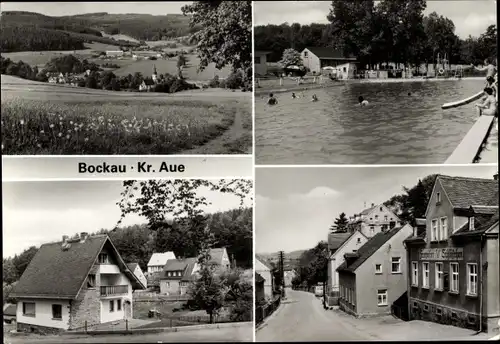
[{"left": 470, "top": 58, "right": 497, "bottom": 86}]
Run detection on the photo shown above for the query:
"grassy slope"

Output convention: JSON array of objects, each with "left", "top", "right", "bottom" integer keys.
[{"left": 1, "top": 75, "right": 251, "bottom": 155}]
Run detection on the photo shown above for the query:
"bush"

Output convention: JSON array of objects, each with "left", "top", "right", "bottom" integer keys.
[
  {"left": 208, "top": 75, "right": 220, "bottom": 88},
  {"left": 225, "top": 71, "right": 244, "bottom": 90}
]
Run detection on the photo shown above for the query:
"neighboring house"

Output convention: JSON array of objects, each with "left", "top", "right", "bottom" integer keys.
[
  {"left": 9, "top": 233, "right": 145, "bottom": 334},
  {"left": 159, "top": 258, "right": 199, "bottom": 296},
  {"left": 206, "top": 247, "right": 231, "bottom": 271},
  {"left": 404, "top": 174, "right": 499, "bottom": 334},
  {"left": 255, "top": 256, "right": 274, "bottom": 299},
  {"left": 254, "top": 51, "right": 271, "bottom": 76},
  {"left": 348, "top": 203, "right": 402, "bottom": 238},
  {"left": 301, "top": 47, "right": 357, "bottom": 76},
  {"left": 255, "top": 273, "right": 266, "bottom": 304},
  {"left": 327, "top": 231, "right": 368, "bottom": 294},
  {"left": 127, "top": 263, "right": 147, "bottom": 290},
  {"left": 337, "top": 224, "right": 413, "bottom": 317},
  {"left": 3, "top": 303, "right": 17, "bottom": 324},
  {"left": 147, "top": 252, "right": 176, "bottom": 274}
]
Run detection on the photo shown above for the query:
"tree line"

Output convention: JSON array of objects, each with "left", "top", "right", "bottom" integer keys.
[
  {"left": 293, "top": 174, "right": 438, "bottom": 288},
  {"left": 255, "top": 0, "right": 496, "bottom": 70}
]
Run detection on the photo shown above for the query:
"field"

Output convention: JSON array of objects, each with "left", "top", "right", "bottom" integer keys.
[
  {"left": 1, "top": 75, "right": 252, "bottom": 155},
  {"left": 100, "top": 31, "right": 139, "bottom": 43},
  {"left": 113, "top": 55, "right": 232, "bottom": 81}
]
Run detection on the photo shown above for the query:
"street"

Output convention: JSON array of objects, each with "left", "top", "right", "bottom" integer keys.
[
  {"left": 4, "top": 324, "right": 253, "bottom": 343},
  {"left": 256, "top": 289, "right": 371, "bottom": 341},
  {"left": 256, "top": 289, "right": 493, "bottom": 342}
]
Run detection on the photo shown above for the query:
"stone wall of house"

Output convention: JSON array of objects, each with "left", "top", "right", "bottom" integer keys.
[
  {"left": 17, "top": 322, "right": 63, "bottom": 335},
  {"left": 410, "top": 298, "right": 490, "bottom": 332},
  {"left": 68, "top": 265, "right": 101, "bottom": 330}
]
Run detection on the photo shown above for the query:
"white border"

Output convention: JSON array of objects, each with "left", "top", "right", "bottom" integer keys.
[{"left": 251, "top": 0, "right": 257, "bottom": 339}]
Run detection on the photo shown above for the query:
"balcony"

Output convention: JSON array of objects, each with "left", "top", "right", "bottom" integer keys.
[{"left": 100, "top": 285, "right": 128, "bottom": 296}]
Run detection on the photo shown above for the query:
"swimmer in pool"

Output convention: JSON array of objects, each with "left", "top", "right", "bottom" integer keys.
[
  {"left": 358, "top": 96, "right": 369, "bottom": 106},
  {"left": 267, "top": 93, "right": 278, "bottom": 105},
  {"left": 311, "top": 94, "right": 318, "bottom": 102},
  {"left": 292, "top": 92, "right": 298, "bottom": 99},
  {"left": 475, "top": 87, "right": 497, "bottom": 116}
]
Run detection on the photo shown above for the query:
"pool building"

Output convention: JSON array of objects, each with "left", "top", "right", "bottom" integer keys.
[{"left": 404, "top": 174, "right": 499, "bottom": 334}]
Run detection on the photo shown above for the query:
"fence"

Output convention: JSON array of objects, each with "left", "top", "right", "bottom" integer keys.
[
  {"left": 133, "top": 294, "right": 190, "bottom": 302},
  {"left": 255, "top": 295, "right": 281, "bottom": 325}
]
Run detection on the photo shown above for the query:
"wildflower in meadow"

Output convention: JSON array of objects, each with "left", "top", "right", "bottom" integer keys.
[
  {"left": 20, "top": 119, "right": 25, "bottom": 125},
  {"left": 37, "top": 144, "right": 42, "bottom": 148},
  {"left": 84, "top": 138, "right": 89, "bottom": 142},
  {"left": 40, "top": 130, "right": 45, "bottom": 134}
]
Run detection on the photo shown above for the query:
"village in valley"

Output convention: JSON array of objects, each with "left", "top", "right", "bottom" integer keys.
[
  {"left": 2, "top": 179, "right": 253, "bottom": 343},
  {"left": 255, "top": 166, "right": 499, "bottom": 341},
  {"left": 0, "top": 1, "right": 253, "bottom": 155}
]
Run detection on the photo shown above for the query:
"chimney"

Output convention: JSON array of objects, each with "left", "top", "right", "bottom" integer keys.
[{"left": 494, "top": 173, "right": 498, "bottom": 181}]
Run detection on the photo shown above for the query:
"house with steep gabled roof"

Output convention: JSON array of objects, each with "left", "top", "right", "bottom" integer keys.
[
  {"left": 9, "top": 233, "right": 146, "bottom": 334},
  {"left": 347, "top": 203, "right": 402, "bottom": 238},
  {"left": 405, "top": 174, "right": 499, "bottom": 334},
  {"left": 206, "top": 247, "right": 231, "bottom": 271},
  {"left": 337, "top": 224, "right": 413, "bottom": 317},
  {"left": 255, "top": 256, "right": 274, "bottom": 300},
  {"left": 159, "top": 257, "right": 199, "bottom": 296},
  {"left": 147, "top": 252, "right": 176, "bottom": 273},
  {"left": 327, "top": 230, "right": 368, "bottom": 295}
]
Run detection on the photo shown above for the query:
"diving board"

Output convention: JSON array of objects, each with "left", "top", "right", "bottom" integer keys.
[
  {"left": 445, "top": 115, "right": 496, "bottom": 164},
  {"left": 442, "top": 91, "right": 484, "bottom": 109}
]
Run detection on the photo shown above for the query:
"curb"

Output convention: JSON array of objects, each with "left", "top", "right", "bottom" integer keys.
[
  {"left": 63, "top": 321, "right": 252, "bottom": 336},
  {"left": 255, "top": 301, "right": 286, "bottom": 332}
]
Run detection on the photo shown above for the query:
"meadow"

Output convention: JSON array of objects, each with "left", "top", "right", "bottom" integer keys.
[{"left": 1, "top": 75, "right": 251, "bottom": 155}]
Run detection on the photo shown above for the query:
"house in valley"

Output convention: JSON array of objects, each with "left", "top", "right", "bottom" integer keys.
[
  {"left": 206, "top": 247, "right": 231, "bottom": 271},
  {"left": 139, "top": 79, "right": 155, "bottom": 91},
  {"left": 404, "top": 174, "right": 499, "bottom": 333},
  {"left": 159, "top": 258, "right": 199, "bottom": 295},
  {"left": 255, "top": 256, "right": 274, "bottom": 300},
  {"left": 9, "top": 233, "right": 146, "bottom": 334},
  {"left": 347, "top": 203, "right": 402, "bottom": 238},
  {"left": 147, "top": 252, "right": 176, "bottom": 274},
  {"left": 337, "top": 224, "right": 413, "bottom": 317},
  {"left": 106, "top": 51, "right": 124, "bottom": 57},
  {"left": 300, "top": 47, "right": 357, "bottom": 78},
  {"left": 127, "top": 263, "right": 147, "bottom": 290},
  {"left": 327, "top": 231, "right": 368, "bottom": 294}
]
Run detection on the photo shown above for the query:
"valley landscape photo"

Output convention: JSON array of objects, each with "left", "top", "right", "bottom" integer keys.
[{"left": 0, "top": 2, "right": 252, "bottom": 155}]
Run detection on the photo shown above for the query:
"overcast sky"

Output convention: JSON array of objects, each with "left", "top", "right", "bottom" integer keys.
[
  {"left": 0, "top": 2, "right": 191, "bottom": 16},
  {"left": 255, "top": 165, "right": 497, "bottom": 254},
  {"left": 3, "top": 180, "right": 252, "bottom": 258},
  {"left": 254, "top": 1, "right": 497, "bottom": 38}
]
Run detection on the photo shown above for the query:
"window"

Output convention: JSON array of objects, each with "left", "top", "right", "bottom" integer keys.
[
  {"left": 375, "top": 264, "right": 382, "bottom": 274},
  {"left": 87, "top": 274, "right": 96, "bottom": 288},
  {"left": 436, "top": 307, "right": 442, "bottom": 315},
  {"left": 377, "top": 289, "right": 388, "bottom": 306},
  {"left": 411, "top": 262, "right": 418, "bottom": 286},
  {"left": 450, "top": 263, "right": 459, "bottom": 293},
  {"left": 375, "top": 215, "right": 379, "bottom": 221},
  {"left": 357, "top": 238, "right": 361, "bottom": 243},
  {"left": 380, "top": 207, "right": 383, "bottom": 212},
  {"left": 422, "top": 262, "right": 430, "bottom": 288},
  {"left": 436, "top": 192, "right": 441, "bottom": 204},
  {"left": 431, "top": 219, "right": 438, "bottom": 241},
  {"left": 52, "top": 304, "right": 62, "bottom": 320},
  {"left": 391, "top": 257, "right": 401, "bottom": 273},
  {"left": 98, "top": 254, "right": 108, "bottom": 264},
  {"left": 343, "top": 67, "right": 346, "bottom": 72},
  {"left": 304, "top": 51, "right": 308, "bottom": 57},
  {"left": 384, "top": 215, "right": 388, "bottom": 221},
  {"left": 23, "top": 302, "right": 36, "bottom": 317},
  {"left": 370, "top": 226, "right": 375, "bottom": 235},
  {"left": 423, "top": 304, "right": 429, "bottom": 312},
  {"left": 467, "top": 263, "right": 478, "bottom": 296},
  {"left": 440, "top": 217, "right": 448, "bottom": 240},
  {"left": 469, "top": 217, "right": 475, "bottom": 231},
  {"left": 117, "top": 299, "right": 122, "bottom": 311},
  {"left": 164, "top": 282, "right": 170, "bottom": 287},
  {"left": 254, "top": 56, "right": 261, "bottom": 64},
  {"left": 435, "top": 263, "right": 443, "bottom": 290},
  {"left": 109, "top": 300, "right": 114, "bottom": 312}
]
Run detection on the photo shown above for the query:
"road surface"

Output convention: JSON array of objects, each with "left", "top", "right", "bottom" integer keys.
[
  {"left": 4, "top": 324, "right": 252, "bottom": 343},
  {"left": 256, "top": 289, "right": 372, "bottom": 342}
]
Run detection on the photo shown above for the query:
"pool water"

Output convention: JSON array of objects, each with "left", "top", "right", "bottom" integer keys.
[{"left": 255, "top": 79, "right": 496, "bottom": 164}]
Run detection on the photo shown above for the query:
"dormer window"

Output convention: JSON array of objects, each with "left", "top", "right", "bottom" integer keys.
[
  {"left": 436, "top": 192, "right": 441, "bottom": 204},
  {"left": 380, "top": 207, "right": 383, "bottom": 211},
  {"left": 469, "top": 217, "right": 475, "bottom": 231}
]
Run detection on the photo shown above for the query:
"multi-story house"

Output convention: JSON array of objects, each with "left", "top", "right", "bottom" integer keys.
[
  {"left": 327, "top": 231, "right": 368, "bottom": 294},
  {"left": 347, "top": 203, "right": 401, "bottom": 238},
  {"left": 10, "top": 233, "right": 145, "bottom": 334},
  {"left": 159, "top": 258, "right": 199, "bottom": 295},
  {"left": 404, "top": 174, "right": 499, "bottom": 334},
  {"left": 255, "top": 256, "right": 274, "bottom": 300},
  {"left": 147, "top": 252, "right": 176, "bottom": 274},
  {"left": 337, "top": 224, "right": 413, "bottom": 317}
]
